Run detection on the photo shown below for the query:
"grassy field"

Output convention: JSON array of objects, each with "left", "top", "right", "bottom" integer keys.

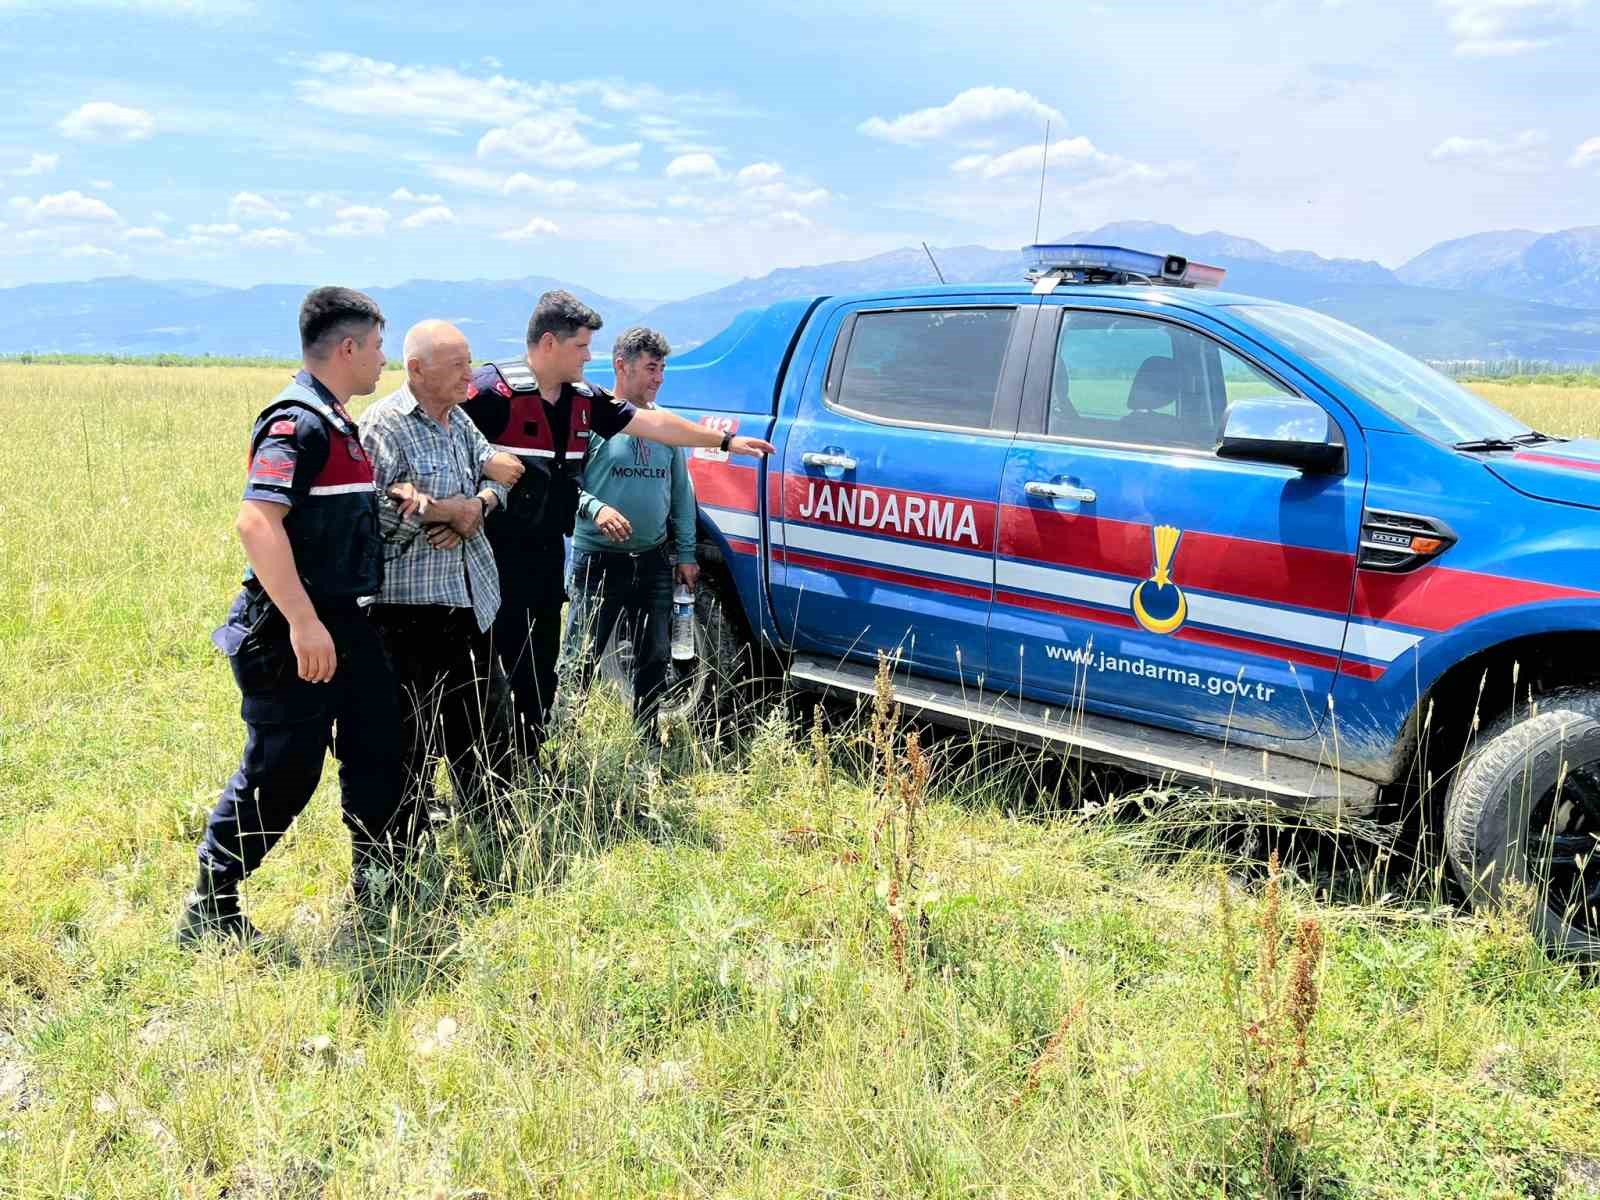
[{"left": 2, "top": 366, "right": 1599, "bottom": 1199}]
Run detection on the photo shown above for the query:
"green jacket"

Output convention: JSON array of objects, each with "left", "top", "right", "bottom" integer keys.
[{"left": 573, "top": 415, "right": 696, "bottom": 559}]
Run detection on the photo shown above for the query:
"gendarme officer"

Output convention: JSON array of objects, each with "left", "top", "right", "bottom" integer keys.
[
  {"left": 178, "top": 287, "right": 411, "bottom": 948},
  {"left": 460, "top": 290, "right": 775, "bottom": 749}
]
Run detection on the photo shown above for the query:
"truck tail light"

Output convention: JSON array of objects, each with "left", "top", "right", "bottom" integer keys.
[{"left": 1359, "top": 509, "right": 1457, "bottom": 572}]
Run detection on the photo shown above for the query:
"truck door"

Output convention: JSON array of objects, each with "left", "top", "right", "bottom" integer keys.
[
  {"left": 771, "top": 300, "right": 1033, "bottom": 686},
  {"left": 987, "top": 304, "right": 1366, "bottom": 741}
]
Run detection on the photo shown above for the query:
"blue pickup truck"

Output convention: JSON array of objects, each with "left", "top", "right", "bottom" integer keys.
[{"left": 585, "top": 244, "right": 1600, "bottom": 957}]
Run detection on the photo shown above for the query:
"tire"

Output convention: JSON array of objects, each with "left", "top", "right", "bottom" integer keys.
[
  {"left": 1444, "top": 687, "right": 1600, "bottom": 960},
  {"left": 595, "top": 573, "right": 754, "bottom": 729}
]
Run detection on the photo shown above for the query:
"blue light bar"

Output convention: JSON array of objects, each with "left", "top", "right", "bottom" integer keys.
[{"left": 1023, "top": 243, "right": 1227, "bottom": 289}]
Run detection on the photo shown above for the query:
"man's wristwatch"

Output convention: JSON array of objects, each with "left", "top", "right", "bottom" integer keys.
[{"left": 719, "top": 431, "right": 733, "bottom": 453}]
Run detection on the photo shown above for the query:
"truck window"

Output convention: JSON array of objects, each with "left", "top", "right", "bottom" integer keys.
[
  {"left": 833, "top": 307, "right": 1016, "bottom": 430},
  {"left": 1048, "top": 311, "right": 1292, "bottom": 450}
]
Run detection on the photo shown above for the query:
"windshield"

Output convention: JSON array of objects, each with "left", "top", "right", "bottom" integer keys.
[{"left": 1232, "top": 304, "right": 1529, "bottom": 445}]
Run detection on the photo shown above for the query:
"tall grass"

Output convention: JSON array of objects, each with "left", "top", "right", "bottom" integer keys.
[{"left": 1, "top": 366, "right": 1598, "bottom": 1197}]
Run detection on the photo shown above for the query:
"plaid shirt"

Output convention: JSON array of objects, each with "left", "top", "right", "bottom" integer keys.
[{"left": 358, "top": 383, "right": 509, "bottom": 632}]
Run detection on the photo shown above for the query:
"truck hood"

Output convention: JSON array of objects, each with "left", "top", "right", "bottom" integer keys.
[{"left": 1486, "top": 440, "right": 1600, "bottom": 511}]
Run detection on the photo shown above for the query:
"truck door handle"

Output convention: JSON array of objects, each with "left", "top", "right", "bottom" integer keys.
[
  {"left": 802, "top": 452, "right": 858, "bottom": 471},
  {"left": 1025, "top": 480, "right": 1096, "bottom": 503}
]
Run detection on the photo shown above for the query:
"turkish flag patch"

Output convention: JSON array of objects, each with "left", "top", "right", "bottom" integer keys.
[
  {"left": 466, "top": 385, "right": 478, "bottom": 400},
  {"left": 268, "top": 419, "right": 297, "bottom": 436},
  {"left": 495, "top": 381, "right": 512, "bottom": 398}
]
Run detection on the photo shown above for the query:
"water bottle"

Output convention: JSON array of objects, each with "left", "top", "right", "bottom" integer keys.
[{"left": 670, "top": 584, "right": 695, "bottom": 661}]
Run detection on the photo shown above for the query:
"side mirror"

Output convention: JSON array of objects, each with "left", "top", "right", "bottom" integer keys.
[{"left": 1216, "top": 397, "right": 1346, "bottom": 474}]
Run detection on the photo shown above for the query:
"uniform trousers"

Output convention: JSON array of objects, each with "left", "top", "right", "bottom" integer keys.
[
  {"left": 488, "top": 533, "right": 568, "bottom": 750},
  {"left": 198, "top": 589, "right": 403, "bottom": 888}
]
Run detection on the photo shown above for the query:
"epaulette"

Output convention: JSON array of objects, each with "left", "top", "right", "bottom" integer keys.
[
  {"left": 263, "top": 381, "right": 352, "bottom": 435},
  {"left": 572, "top": 379, "right": 594, "bottom": 398},
  {"left": 492, "top": 357, "right": 540, "bottom": 394}
]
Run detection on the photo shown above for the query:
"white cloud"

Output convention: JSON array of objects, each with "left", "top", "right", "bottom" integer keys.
[
  {"left": 323, "top": 205, "right": 389, "bottom": 237},
  {"left": 859, "top": 86, "right": 1063, "bottom": 147},
  {"left": 477, "top": 117, "right": 641, "bottom": 170},
  {"left": 398, "top": 204, "right": 455, "bottom": 230},
  {"left": 187, "top": 222, "right": 241, "bottom": 236},
  {"left": 295, "top": 53, "right": 538, "bottom": 125},
  {"left": 62, "top": 243, "right": 126, "bottom": 264},
  {"left": 240, "top": 226, "right": 307, "bottom": 250},
  {"left": 422, "top": 164, "right": 505, "bottom": 192},
  {"left": 12, "top": 189, "right": 121, "bottom": 223},
  {"left": 745, "top": 182, "right": 830, "bottom": 208},
  {"left": 503, "top": 172, "right": 580, "bottom": 199},
  {"left": 57, "top": 101, "right": 154, "bottom": 143},
  {"left": 1429, "top": 128, "right": 1549, "bottom": 171},
  {"left": 228, "top": 191, "right": 290, "bottom": 222},
  {"left": 11, "top": 153, "right": 59, "bottom": 177},
  {"left": 665, "top": 152, "right": 721, "bottom": 179},
  {"left": 121, "top": 225, "right": 167, "bottom": 242},
  {"left": 90, "top": 179, "right": 112, "bottom": 190},
  {"left": 1438, "top": 0, "right": 1585, "bottom": 56},
  {"left": 735, "top": 161, "right": 783, "bottom": 185},
  {"left": 632, "top": 111, "right": 718, "bottom": 156},
  {"left": 391, "top": 186, "right": 444, "bottom": 204},
  {"left": 482, "top": 55, "right": 503, "bottom": 71},
  {"left": 1571, "top": 136, "right": 1600, "bottom": 168},
  {"left": 952, "top": 134, "right": 1157, "bottom": 183},
  {"left": 496, "top": 216, "right": 560, "bottom": 240}
]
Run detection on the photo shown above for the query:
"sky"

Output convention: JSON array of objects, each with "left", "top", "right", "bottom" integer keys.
[{"left": 0, "top": 0, "right": 1596, "bottom": 300}]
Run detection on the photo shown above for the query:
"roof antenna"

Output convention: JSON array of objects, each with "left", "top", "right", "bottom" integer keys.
[
  {"left": 921, "top": 240, "right": 946, "bottom": 285},
  {"left": 1032, "top": 119, "right": 1051, "bottom": 245}
]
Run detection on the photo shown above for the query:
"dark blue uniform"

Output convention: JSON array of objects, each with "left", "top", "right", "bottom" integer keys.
[
  {"left": 193, "top": 371, "right": 403, "bottom": 911},
  {"left": 460, "top": 359, "right": 635, "bottom": 743}
]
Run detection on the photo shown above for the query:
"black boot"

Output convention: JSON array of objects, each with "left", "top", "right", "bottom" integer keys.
[{"left": 175, "top": 869, "right": 265, "bottom": 950}]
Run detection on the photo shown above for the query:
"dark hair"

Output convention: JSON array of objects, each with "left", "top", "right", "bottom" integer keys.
[
  {"left": 612, "top": 326, "right": 671, "bottom": 365},
  {"left": 526, "top": 289, "right": 602, "bottom": 348},
  {"left": 300, "top": 286, "right": 385, "bottom": 358}
]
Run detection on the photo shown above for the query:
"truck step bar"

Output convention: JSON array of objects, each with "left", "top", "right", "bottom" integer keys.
[{"left": 787, "top": 656, "right": 1380, "bottom": 816}]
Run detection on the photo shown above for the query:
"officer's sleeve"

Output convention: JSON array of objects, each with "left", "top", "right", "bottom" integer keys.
[
  {"left": 242, "top": 406, "right": 327, "bottom": 508},
  {"left": 670, "top": 446, "right": 697, "bottom": 560},
  {"left": 591, "top": 387, "right": 638, "bottom": 438},
  {"left": 461, "top": 408, "right": 509, "bottom": 510}
]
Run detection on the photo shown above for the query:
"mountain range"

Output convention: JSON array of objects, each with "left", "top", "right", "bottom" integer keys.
[{"left": 5, "top": 221, "right": 1600, "bottom": 363}]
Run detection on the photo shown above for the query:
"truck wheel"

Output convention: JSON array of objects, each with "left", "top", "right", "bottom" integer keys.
[
  {"left": 595, "top": 574, "right": 754, "bottom": 729},
  {"left": 1444, "top": 688, "right": 1600, "bottom": 960}
]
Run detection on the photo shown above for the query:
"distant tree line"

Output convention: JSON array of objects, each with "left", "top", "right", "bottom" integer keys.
[
  {"left": 0, "top": 352, "right": 305, "bottom": 368},
  {"left": 1429, "top": 358, "right": 1600, "bottom": 386}
]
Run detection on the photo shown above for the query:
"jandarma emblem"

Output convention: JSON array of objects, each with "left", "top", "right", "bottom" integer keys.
[{"left": 1131, "top": 524, "right": 1187, "bottom": 634}]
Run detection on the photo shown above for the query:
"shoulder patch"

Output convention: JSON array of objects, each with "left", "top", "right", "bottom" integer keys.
[
  {"left": 268, "top": 419, "right": 297, "bottom": 437},
  {"left": 572, "top": 379, "right": 596, "bottom": 398},
  {"left": 492, "top": 357, "right": 540, "bottom": 394}
]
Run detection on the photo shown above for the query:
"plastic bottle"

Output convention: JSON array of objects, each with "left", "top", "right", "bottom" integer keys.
[{"left": 671, "top": 584, "right": 695, "bottom": 661}]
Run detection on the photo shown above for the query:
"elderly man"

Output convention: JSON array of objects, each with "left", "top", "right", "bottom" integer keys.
[
  {"left": 179, "top": 286, "right": 401, "bottom": 948},
  {"left": 461, "top": 291, "right": 774, "bottom": 750},
  {"left": 562, "top": 327, "right": 697, "bottom": 726},
  {"left": 359, "top": 320, "right": 525, "bottom": 843}
]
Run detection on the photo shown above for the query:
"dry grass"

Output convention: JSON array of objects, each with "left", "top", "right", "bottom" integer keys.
[{"left": 1466, "top": 382, "right": 1600, "bottom": 438}]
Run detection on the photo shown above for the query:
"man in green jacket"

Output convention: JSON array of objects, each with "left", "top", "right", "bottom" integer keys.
[{"left": 561, "top": 327, "right": 697, "bottom": 725}]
